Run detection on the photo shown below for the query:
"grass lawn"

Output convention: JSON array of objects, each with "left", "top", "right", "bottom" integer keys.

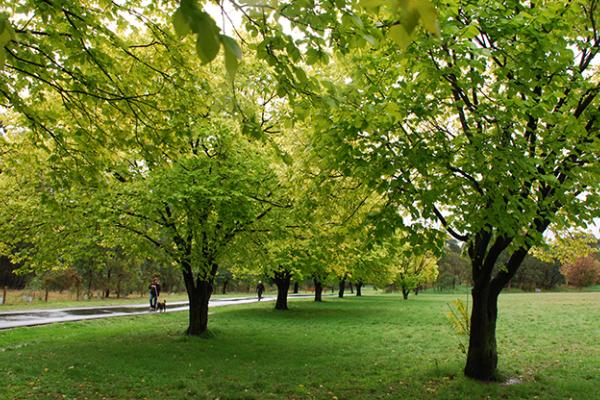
[{"left": 1, "top": 292, "right": 599, "bottom": 399}]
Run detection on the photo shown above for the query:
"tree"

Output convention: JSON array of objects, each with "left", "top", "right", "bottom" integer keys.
[
  {"left": 511, "top": 255, "right": 563, "bottom": 291},
  {"left": 310, "top": 0, "right": 599, "bottom": 380},
  {"left": 436, "top": 239, "right": 470, "bottom": 291},
  {"left": 561, "top": 255, "right": 600, "bottom": 288}
]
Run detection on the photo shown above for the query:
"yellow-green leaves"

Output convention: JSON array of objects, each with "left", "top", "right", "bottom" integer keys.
[
  {"left": 0, "top": 13, "right": 15, "bottom": 68},
  {"left": 389, "top": 25, "right": 411, "bottom": 48},
  {"left": 360, "top": 0, "right": 440, "bottom": 49}
]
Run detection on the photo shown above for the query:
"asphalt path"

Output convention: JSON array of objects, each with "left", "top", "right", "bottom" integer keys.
[{"left": 0, "top": 295, "right": 285, "bottom": 330}]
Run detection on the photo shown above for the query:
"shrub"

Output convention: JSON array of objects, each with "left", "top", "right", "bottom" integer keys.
[{"left": 561, "top": 255, "right": 600, "bottom": 288}]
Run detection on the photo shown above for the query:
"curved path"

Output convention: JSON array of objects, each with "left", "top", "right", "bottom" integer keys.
[{"left": 0, "top": 295, "right": 284, "bottom": 330}]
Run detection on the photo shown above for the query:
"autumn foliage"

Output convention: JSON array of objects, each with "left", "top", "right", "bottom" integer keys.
[{"left": 561, "top": 256, "right": 600, "bottom": 288}]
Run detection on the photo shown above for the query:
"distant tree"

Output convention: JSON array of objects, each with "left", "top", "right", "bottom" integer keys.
[
  {"left": 561, "top": 255, "right": 600, "bottom": 288},
  {"left": 511, "top": 255, "right": 563, "bottom": 291},
  {"left": 436, "top": 240, "right": 470, "bottom": 291}
]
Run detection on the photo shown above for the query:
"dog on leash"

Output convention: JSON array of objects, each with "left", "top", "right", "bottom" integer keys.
[{"left": 156, "top": 299, "right": 167, "bottom": 312}]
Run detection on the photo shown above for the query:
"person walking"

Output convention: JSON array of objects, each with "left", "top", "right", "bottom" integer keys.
[
  {"left": 149, "top": 277, "right": 161, "bottom": 311},
  {"left": 256, "top": 281, "right": 265, "bottom": 301}
]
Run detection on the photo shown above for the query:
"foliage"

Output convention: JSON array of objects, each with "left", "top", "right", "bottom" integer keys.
[
  {"left": 447, "top": 298, "right": 470, "bottom": 353},
  {"left": 532, "top": 232, "right": 599, "bottom": 266},
  {"left": 511, "top": 255, "right": 563, "bottom": 291},
  {"left": 435, "top": 239, "right": 470, "bottom": 290},
  {"left": 561, "top": 255, "right": 600, "bottom": 288}
]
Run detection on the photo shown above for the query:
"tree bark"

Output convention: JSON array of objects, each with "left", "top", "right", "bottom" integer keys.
[
  {"left": 313, "top": 277, "right": 323, "bottom": 302},
  {"left": 222, "top": 279, "right": 228, "bottom": 294},
  {"left": 356, "top": 281, "right": 363, "bottom": 297},
  {"left": 104, "top": 267, "right": 112, "bottom": 298},
  {"left": 293, "top": 281, "right": 299, "bottom": 294},
  {"left": 274, "top": 269, "right": 292, "bottom": 310},
  {"left": 463, "top": 231, "right": 529, "bottom": 381},
  {"left": 464, "top": 283, "right": 499, "bottom": 380},
  {"left": 87, "top": 269, "right": 93, "bottom": 299},
  {"left": 401, "top": 285, "right": 409, "bottom": 300},
  {"left": 349, "top": 282, "right": 353, "bottom": 294},
  {"left": 181, "top": 257, "right": 216, "bottom": 336},
  {"left": 186, "top": 280, "right": 212, "bottom": 335},
  {"left": 338, "top": 278, "right": 346, "bottom": 298}
]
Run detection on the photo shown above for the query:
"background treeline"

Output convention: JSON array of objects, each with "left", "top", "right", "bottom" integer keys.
[{"left": 3, "top": 238, "right": 599, "bottom": 300}]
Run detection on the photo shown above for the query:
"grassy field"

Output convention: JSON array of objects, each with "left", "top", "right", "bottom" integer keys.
[{"left": 1, "top": 292, "right": 599, "bottom": 399}]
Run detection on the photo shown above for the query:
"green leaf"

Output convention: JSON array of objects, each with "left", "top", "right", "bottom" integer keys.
[
  {"left": 0, "top": 14, "right": 14, "bottom": 46},
  {"left": 359, "top": 0, "right": 385, "bottom": 9},
  {"left": 221, "top": 35, "right": 242, "bottom": 78},
  {"left": 194, "top": 12, "right": 220, "bottom": 64},
  {"left": 221, "top": 35, "right": 242, "bottom": 59},
  {"left": 415, "top": 0, "right": 440, "bottom": 36},
  {"left": 172, "top": 8, "right": 191, "bottom": 39},
  {"left": 389, "top": 25, "right": 411, "bottom": 49}
]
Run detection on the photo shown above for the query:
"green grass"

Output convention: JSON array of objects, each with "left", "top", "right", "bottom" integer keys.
[{"left": 1, "top": 293, "right": 599, "bottom": 399}]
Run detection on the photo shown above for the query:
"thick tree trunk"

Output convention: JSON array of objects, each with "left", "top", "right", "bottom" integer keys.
[
  {"left": 401, "top": 286, "right": 409, "bottom": 300},
  {"left": 356, "top": 281, "right": 363, "bottom": 297},
  {"left": 293, "top": 281, "right": 299, "bottom": 294},
  {"left": 181, "top": 257, "right": 217, "bottom": 336},
  {"left": 464, "top": 284, "right": 499, "bottom": 380},
  {"left": 338, "top": 278, "right": 346, "bottom": 298},
  {"left": 314, "top": 277, "right": 323, "bottom": 302},
  {"left": 274, "top": 269, "right": 292, "bottom": 310},
  {"left": 186, "top": 280, "right": 212, "bottom": 336}
]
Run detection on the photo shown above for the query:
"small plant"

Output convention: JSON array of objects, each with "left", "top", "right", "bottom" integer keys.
[{"left": 446, "top": 298, "right": 470, "bottom": 353}]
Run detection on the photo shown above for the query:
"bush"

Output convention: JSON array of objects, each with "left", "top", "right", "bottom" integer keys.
[{"left": 561, "top": 255, "right": 600, "bottom": 288}]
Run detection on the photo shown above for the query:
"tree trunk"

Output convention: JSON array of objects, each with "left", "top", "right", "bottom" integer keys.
[
  {"left": 349, "top": 282, "right": 353, "bottom": 294},
  {"left": 274, "top": 269, "right": 292, "bottom": 310},
  {"left": 414, "top": 286, "right": 420, "bottom": 295},
  {"left": 356, "top": 281, "right": 363, "bottom": 297},
  {"left": 314, "top": 277, "right": 323, "bottom": 302},
  {"left": 293, "top": 281, "right": 299, "bottom": 294},
  {"left": 44, "top": 287, "right": 49, "bottom": 302},
  {"left": 104, "top": 267, "right": 112, "bottom": 298},
  {"left": 181, "top": 256, "right": 217, "bottom": 336},
  {"left": 186, "top": 280, "right": 212, "bottom": 336},
  {"left": 221, "top": 279, "right": 228, "bottom": 294},
  {"left": 116, "top": 277, "right": 121, "bottom": 299},
  {"left": 338, "top": 278, "right": 346, "bottom": 298},
  {"left": 2, "top": 286, "right": 6, "bottom": 304},
  {"left": 464, "top": 284, "right": 499, "bottom": 380},
  {"left": 87, "top": 269, "right": 93, "bottom": 299},
  {"left": 401, "top": 286, "right": 409, "bottom": 300}
]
